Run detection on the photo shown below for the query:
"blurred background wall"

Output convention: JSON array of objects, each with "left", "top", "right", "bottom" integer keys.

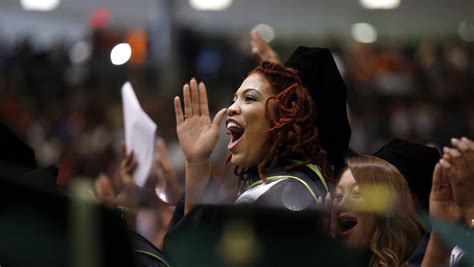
[{"left": 0, "top": 0, "right": 473, "bottom": 184}]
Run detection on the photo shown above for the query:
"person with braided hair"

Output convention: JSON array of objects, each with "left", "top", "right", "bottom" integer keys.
[
  {"left": 172, "top": 46, "right": 351, "bottom": 215},
  {"left": 228, "top": 61, "right": 334, "bottom": 207},
  {"left": 161, "top": 46, "right": 353, "bottom": 266}
]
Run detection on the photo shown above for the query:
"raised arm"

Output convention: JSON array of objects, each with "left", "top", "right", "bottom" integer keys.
[
  {"left": 174, "top": 78, "right": 226, "bottom": 214},
  {"left": 250, "top": 28, "right": 281, "bottom": 64},
  {"left": 421, "top": 161, "right": 462, "bottom": 267},
  {"left": 448, "top": 137, "right": 474, "bottom": 225},
  {"left": 421, "top": 137, "right": 474, "bottom": 267},
  {"left": 152, "top": 137, "right": 182, "bottom": 204}
]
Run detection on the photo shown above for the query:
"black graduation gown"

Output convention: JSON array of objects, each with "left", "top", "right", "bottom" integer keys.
[
  {"left": 130, "top": 230, "right": 171, "bottom": 267},
  {"left": 161, "top": 165, "right": 370, "bottom": 267},
  {"left": 166, "top": 164, "right": 328, "bottom": 236}
]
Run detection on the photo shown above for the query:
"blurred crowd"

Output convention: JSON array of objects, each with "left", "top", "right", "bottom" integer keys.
[
  {"left": 0, "top": 28, "right": 473, "bottom": 185},
  {"left": 1, "top": 23, "right": 474, "bottom": 267}
]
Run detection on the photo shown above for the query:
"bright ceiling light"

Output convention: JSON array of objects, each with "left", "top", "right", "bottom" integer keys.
[
  {"left": 110, "top": 43, "right": 132, "bottom": 65},
  {"left": 20, "top": 0, "right": 60, "bottom": 11},
  {"left": 351, "top": 23, "right": 377, "bottom": 43},
  {"left": 360, "top": 0, "right": 400, "bottom": 9},
  {"left": 254, "top": 24, "right": 276, "bottom": 43},
  {"left": 189, "top": 0, "right": 232, "bottom": 11}
]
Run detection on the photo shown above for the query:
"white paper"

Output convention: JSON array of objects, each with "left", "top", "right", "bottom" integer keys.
[{"left": 121, "top": 82, "right": 157, "bottom": 187}]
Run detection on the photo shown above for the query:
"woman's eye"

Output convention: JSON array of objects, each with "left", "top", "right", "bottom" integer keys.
[
  {"left": 334, "top": 194, "right": 343, "bottom": 202},
  {"left": 245, "top": 95, "right": 256, "bottom": 102}
]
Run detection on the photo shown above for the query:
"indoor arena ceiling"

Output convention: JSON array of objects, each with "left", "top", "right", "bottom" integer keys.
[{"left": 1, "top": 0, "right": 473, "bottom": 44}]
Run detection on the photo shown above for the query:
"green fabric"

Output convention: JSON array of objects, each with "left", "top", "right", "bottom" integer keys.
[
  {"left": 304, "top": 163, "right": 328, "bottom": 191},
  {"left": 421, "top": 213, "right": 474, "bottom": 266},
  {"left": 290, "top": 160, "right": 328, "bottom": 191}
]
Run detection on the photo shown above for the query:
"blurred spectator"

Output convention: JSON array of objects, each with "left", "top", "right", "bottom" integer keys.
[{"left": 0, "top": 29, "right": 473, "bottom": 183}]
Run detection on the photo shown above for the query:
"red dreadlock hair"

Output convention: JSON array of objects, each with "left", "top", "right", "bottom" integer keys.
[{"left": 229, "top": 61, "right": 334, "bottom": 190}]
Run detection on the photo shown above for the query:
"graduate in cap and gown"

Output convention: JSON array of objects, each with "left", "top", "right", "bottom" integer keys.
[
  {"left": 171, "top": 45, "right": 350, "bottom": 214},
  {"left": 334, "top": 138, "right": 441, "bottom": 267},
  {"left": 161, "top": 42, "right": 360, "bottom": 266}
]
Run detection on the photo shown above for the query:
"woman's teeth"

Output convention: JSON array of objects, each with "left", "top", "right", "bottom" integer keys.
[{"left": 227, "top": 121, "right": 241, "bottom": 129}]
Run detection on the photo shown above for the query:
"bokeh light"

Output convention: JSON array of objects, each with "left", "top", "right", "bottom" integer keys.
[
  {"left": 254, "top": 24, "right": 276, "bottom": 43},
  {"left": 351, "top": 23, "right": 377, "bottom": 43},
  {"left": 218, "top": 220, "right": 259, "bottom": 266},
  {"left": 20, "top": 0, "right": 60, "bottom": 11},
  {"left": 88, "top": 7, "right": 112, "bottom": 29},
  {"left": 110, "top": 43, "right": 132, "bottom": 65},
  {"left": 351, "top": 184, "right": 397, "bottom": 214},
  {"left": 359, "top": 0, "right": 400, "bottom": 9},
  {"left": 189, "top": 0, "right": 233, "bottom": 11},
  {"left": 69, "top": 41, "right": 92, "bottom": 65}
]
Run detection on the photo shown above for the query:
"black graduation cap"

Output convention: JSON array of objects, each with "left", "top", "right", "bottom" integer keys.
[
  {"left": 0, "top": 121, "right": 37, "bottom": 173},
  {"left": 284, "top": 47, "right": 351, "bottom": 174},
  {"left": 0, "top": 121, "right": 58, "bottom": 190},
  {"left": 22, "top": 164, "right": 59, "bottom": 190},
  {"left": 372, "top": 138, "right": 441, "bottom": 211}
]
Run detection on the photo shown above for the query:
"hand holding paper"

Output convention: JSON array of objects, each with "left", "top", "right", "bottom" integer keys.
[{"left": 121, "top": 82, "right": 157, "bottom": 187}]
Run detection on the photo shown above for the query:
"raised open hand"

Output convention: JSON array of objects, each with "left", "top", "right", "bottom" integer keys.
[
  {"left": 250, "top": 28, "right": 281, "bottom": 64},
  {"left": 95, "top": 173, "right": 117, "bottom": 206},
  {"left": 174, "top": 78, "right": 226, "bottom": 163},
  {"left": 120, "top": 141, "right": 138, "bottom": 189},
  {"left": 421, "top": 154, "right": 468, "bottom": 267},
  {"left": 445, "top": 137, "right": 474, "bottom": 224},
  {"left": 93, "top": 143, "right": 137, "bottom": 207},
  {"left": 317, "top": 193, "right": 338, "bottom": 237},
  {"left": 152, "top": 137, "right": 181, "bottom": 204},
  {"left": 429, "top": 161, "right": 462, "bottom": 223}
]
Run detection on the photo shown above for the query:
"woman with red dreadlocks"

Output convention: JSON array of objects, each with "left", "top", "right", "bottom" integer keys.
[
  {"left": 173, "top": 46, "right": 351, "bottom": 215},
  {"left": 161, "top": 46, "right": 353, "bottom": 266}
]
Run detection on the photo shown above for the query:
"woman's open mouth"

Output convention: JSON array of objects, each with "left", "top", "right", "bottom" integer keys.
[
  {"left": 226, "top": 119, "right": 245, "bottom": 150},
  {"left": 337, "top": 214, "right": 358, "bottom": 237}
]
